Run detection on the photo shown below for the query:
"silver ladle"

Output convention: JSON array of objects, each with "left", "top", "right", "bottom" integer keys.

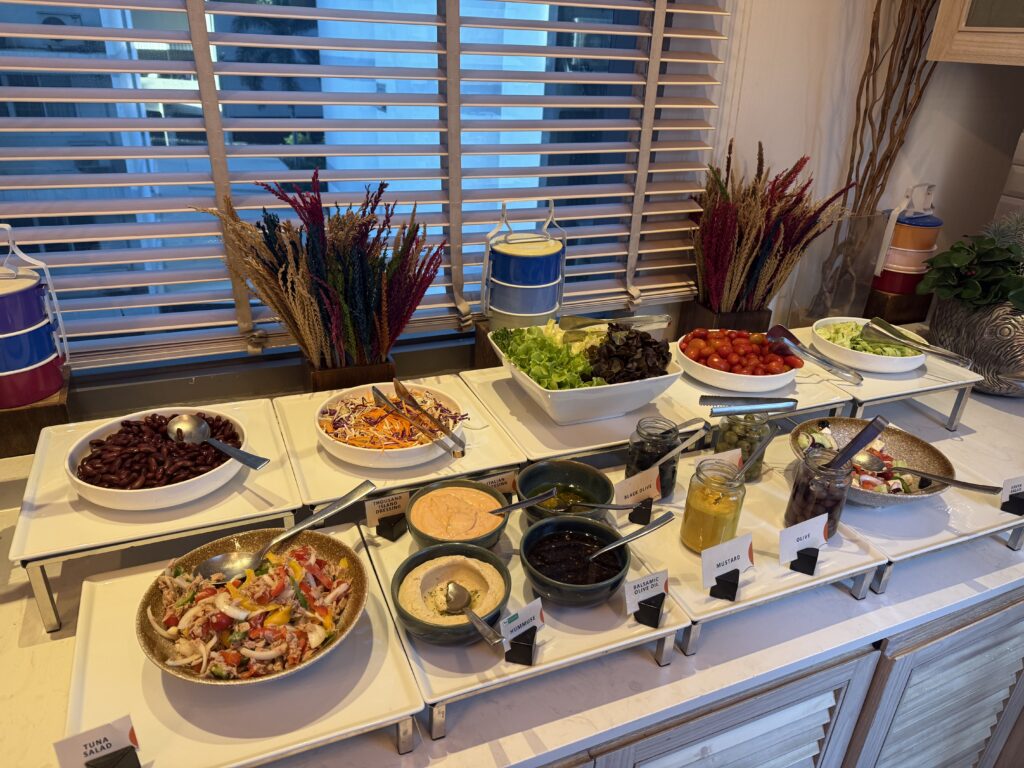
[
  {"left": 195, "top": 480, "right": 376, "bottom": 582},
  {"left": 443, "top": 581, "right": 505, "bottom": 649},
  {"left": 852, "top": 451, "right": 1000, "bottom": 495},
  {"left": 166, "top": 413, "right": 270, "bottom": 471}
]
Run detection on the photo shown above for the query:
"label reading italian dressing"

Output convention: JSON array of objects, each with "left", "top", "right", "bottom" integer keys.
[
  {"left": 700, "top": 533, "right": 754, "bottom": 589},
  {"left": 477, "top": 470, "right": 517, "bottom": 495},
  {"left": 364, "top": 491, "right": 410, "bottom": 527}
]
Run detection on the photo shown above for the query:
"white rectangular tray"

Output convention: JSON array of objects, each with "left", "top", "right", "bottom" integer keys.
[
  {"left": 838, "top": 463, "right": 1024, "bottom": 580},
  {"left": 272, "top": 375, "right": 527, "bottom": 506},
  {"left": 624, "top": 441, "right": 888, "bottom": 654},
  {"left": 791, "top": 326, "right": 983, "bottom": 404},
  {"left": 460, "top": 367, "right": 707, "bottom": 461},
  {"left": 10, "top": 399, "right": 302, "bottom": 564},
  {"left": 359, "top": 508, "right": 689, "bottom": 737},
  {"left": 66, "top": 524, "right": 423, "bottom": 767}
]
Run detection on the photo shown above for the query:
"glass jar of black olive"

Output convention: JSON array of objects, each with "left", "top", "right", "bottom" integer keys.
[
  {"left": 714, "top": 413, "right": 771, "bottom": 482},
  {"left": 784, "top": 447, "right": 853, "bottom": 539},
  {"left": 625, "top": 416, "right": 681, "bottom": 499}
]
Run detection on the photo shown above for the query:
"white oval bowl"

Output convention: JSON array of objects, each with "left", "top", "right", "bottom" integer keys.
[
  {"left": 314, "top": 382, "right": 465, "bottom": 468},
  {"left": 677, "top": 341, "right": 797, "bottom": 392},
  {"left": 810, "top": 317, "right": 925, "bottom": 374},
  {"left": 65, "top": 407, "right": 246, "bottom": 511}
]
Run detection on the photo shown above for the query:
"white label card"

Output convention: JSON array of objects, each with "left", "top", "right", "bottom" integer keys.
[
  {"left": 700, "top": 533, "right": 754, "bottom": 589},
  {"left": 477, "top": 470, "right": 517, "bottom": 495},
  {"left": 1002, "top": 475, "right": 1024, "bottom": 504},
  {"left": 716, "top": 447, "right": 743, "bottom": 469},
  {"left": 778, "top": 514, "right": 829, "bottom": 564},
  {"left": 364, "top": 491, "right": 410, "bottom": 527},
  {"left": 624, "top": 569, "right": 669, "bottom": 615},
  {"left": 54, "top": 715, "right": 138, "bottom": 768},
  {"left": 499, "top": 597, "right": 544, "bottom": 652}
]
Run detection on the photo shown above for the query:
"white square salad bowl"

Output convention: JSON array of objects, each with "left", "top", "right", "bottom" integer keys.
[{"left": 488, "top": 331, "right": 681, "bottom": 425}]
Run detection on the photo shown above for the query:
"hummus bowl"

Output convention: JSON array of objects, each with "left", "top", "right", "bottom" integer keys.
[
  {"left": 406, "top": 479, "right": 510, "bottom": 549},
  {"left": 521, "top": 516, "right": 630, "bottom": 607},
  {"left": 391, "top": 543, "right": 512, "bottom": 645}
]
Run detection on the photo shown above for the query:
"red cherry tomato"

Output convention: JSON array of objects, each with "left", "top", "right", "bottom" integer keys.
[
  {"left": 754, "top": 365, "right": 766, "bottom": 375},
  {"left": 730, "top": 364, "right": 745, "bottom": 374},
  {"left": 734, "top": 330, "right": 750, "bottom": 339},
  {"left": 698, "top": 345, "right": 714, "bottom": 359},
  {"left": 716, "top": 344, "right": 733, "bottom": 358},
  {"left": 706, "top": 353, "right": 724, "bottom": 367},
  {"left": 732, "top": 343, "right": 751, "bottom": 357},
  {"left": 738, "top": 366, "right": 753, "bottom": 375},
  {"left": 688, "top": 338, "right": 706, "bottom": 352},
  {"left": 766, "top": 361, "right": 785, "bottom": 375},
  {"left": 727, "top": 353, "right": 741, "bottom": 365},
  {"left": 684, "top": 346, "right": 701, "bottom": 361},
  {"left": 682, "top": 332, "right": 693, "bottom": 343},
  {"left": 784, "top": 355, "right": 805, "bottom": 369},
  {"left": 750, "top": 333, "right": 766, "bottom": 346},
  {"left": 692, "top": 328, "right": 709, "bottom": 339},
  {"left": 207, "top": 612, "right": 234, "bottom": 632},
  {"left": 745, "top": 354, "right": 760, "bottom": 367},
  {"left": 765, "top": 353, "right": 783, "bottom": 365},
  {"left": 726, "top": 330, "right": 738, "bottom": 340}
]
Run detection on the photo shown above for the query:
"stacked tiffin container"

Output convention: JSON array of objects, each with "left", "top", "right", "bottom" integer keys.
[{"left": 483, "top": 201, "right": 567, "bottom": 329}]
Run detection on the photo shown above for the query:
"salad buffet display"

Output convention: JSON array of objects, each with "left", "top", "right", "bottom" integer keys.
[{"left": 29, "top": 313, "right": 1011, "bottom": 762}]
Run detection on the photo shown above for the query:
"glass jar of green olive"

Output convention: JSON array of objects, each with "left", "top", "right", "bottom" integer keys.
[{"left": 714, "top": 413, "right": 771, "bottom": 482}]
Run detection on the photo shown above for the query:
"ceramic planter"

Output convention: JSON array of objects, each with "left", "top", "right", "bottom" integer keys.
[{"left": 931, "top": 299, "right": 1024, "bottom": 397}]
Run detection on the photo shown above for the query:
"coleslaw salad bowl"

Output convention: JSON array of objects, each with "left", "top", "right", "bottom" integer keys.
[
  {"left": 314, "top": 382, "right": 465, "bottom": 469},
  {"left": 810, "top": 317, "right": 926, "bottom": 374}
]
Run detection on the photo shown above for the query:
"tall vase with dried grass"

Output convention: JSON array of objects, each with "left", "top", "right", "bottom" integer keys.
[
  {"left": 205, "top": 171, "right": 445, "bottom": 391},
  {"left": 690, "top": 140, "right": 850, "bottom": 332}
]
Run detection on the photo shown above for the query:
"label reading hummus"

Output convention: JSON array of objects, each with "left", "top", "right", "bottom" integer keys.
[
  {"left": 397, "top": 555, "right": 505, "bottom": 626},
  {"left": 409, "top": 486, "right": 503, "bottom": 541}
]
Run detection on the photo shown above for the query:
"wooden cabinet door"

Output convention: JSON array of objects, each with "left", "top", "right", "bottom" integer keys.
[
  {"left": 845, "top": 588, "right": 1024, "bottom": 768},
  {"left": 589, "top": 651, "right": 877, "bottom": 768}
]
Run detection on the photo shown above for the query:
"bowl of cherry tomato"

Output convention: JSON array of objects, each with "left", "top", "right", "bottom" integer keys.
[{"left": 677, "top": 329, "right": 804, "bottom": 393}]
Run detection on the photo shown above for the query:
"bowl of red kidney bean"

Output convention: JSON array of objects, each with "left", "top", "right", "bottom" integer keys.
[{"left": 64, "top": 408, "right": 247, "bottom": 510}]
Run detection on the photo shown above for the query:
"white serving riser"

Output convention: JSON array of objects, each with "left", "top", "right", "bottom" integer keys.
[
  {"left": 65, "top": 524, "right": 423, "bottom": 767},
  {"left": 459, "top": 367, "right": 703, "bottom": 461},
  {"left": 791, "top": 326, "right": 983, "bottom": 405},
  {"left": 10, "top": 398, "right": 302, "bottom": 564},
  {"left": 272, "top": 375, "right": 527, "bottom": 507},
  {"left": 620, "top": 442, "right": 888, "bottom": 652},
  {"left": 359, "top": 511, "right": 689, "bottom": 726},
  {"left": 839, "top": 464, "right": 1024, "bottom": 566}
]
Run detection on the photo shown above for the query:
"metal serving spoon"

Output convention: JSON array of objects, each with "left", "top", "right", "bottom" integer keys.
[
  {"left": 443, "top": 581, "right": 505, "bottom": 649},
  {"left": 737, "top": 423, "right": 781, "bottom": 477},
  {"left": 852, "top": 451, "right": 1001, "bottom": 495},
  {"left": 166, "top": 413, "right": 270, "bottom": 471},
  {"left": 489, "top": 488, "right": 558, "bottom": 517},
  {"left": 195, "top": 480, "right": 376, "bottom": 582},
  {"left": 587, "top": 510, "right": 675, "bottom": 561}
]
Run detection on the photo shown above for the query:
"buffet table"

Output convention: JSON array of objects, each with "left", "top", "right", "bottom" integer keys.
[{"left": 3, "top": 387, "right": 1024, "bottom": 767}]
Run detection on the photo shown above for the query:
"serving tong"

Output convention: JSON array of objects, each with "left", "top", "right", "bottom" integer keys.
[
  {"left": 370, "top": 385, "right": 465, "bottom": 459},
  {"left": 559, "top": 313, "right": 671, "bottom": 344},
  {"left": 862, "top": 317, "right": 973, "bottom": 369},
  {"left": 766, "top": 324, "right": 864, "bottom": 385},
  {"left": 392, "top": 378, "right": 467, "bottom": 457},
  {"left": 698, "top": 395, "right": 798, "bottom": 417}
]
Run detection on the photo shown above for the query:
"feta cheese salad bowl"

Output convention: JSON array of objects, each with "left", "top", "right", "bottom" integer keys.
[
  {"left": 789, "top": 417, "right": 955, "bottom": 508},
  {"left": 811, "top": 317, "right": 926, "bottom": 374},
  {"left": 136, "top": 528, "right": 368, "bottom": 685}
]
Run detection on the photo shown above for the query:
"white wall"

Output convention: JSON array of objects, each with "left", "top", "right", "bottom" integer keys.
[{"left": 714, "top": 0, "right": 1024, "bottom": 314}]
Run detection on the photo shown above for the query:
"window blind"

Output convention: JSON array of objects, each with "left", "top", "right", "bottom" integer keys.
[{"left": 0, "top": 0, "right": 728, "bottom": 369}]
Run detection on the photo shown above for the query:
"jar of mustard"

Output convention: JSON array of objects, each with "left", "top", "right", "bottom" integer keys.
[{"left": 680, "top": 459, "right": 746, "bottom": 553}]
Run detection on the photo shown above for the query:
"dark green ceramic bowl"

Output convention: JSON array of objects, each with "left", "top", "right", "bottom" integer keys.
[
  {"left": 516, "top": 460, "right": 615, "bottom": 525},
  {"left": 391, "top": 542, "right": 512, "bottom": 645},
  {"left": 406, "top": 479, "right": 509, "bottom": 550},
  {"left": 520, "top": 516, "right": 630, "bottom": 607}
]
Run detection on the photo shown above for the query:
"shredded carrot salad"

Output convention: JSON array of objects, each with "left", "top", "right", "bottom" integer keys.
[{"left": 318, "top": 390, "right": 467, "bottom": 450}]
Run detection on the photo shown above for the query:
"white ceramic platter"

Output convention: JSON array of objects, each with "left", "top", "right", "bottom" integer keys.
[
  {"left": 65, "top": 524, "right": 423, "bottom": 768},
  {"left": 678, "top": 347, "right": 797, "bottom": 392},
  {"left": 359, "top": 509, "right": 689, "bottom": 707},
  {"left": 273, "top": 375, "right": 526, "bottom": 506},
  {"left": 625, "top": 441, "right": 888, "bottom": 625},
  {"left": 460, "top": 367, "right": 706, "bottom": 461},
  {"left": 10, "top": 399, "right": 301, "bottom": 564}
]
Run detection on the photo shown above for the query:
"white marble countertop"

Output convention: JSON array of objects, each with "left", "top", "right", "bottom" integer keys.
[{"left": 2, "top": 389, "right": 1023, "bottom": 768}]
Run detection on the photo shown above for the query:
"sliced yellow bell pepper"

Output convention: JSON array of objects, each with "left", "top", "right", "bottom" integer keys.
[
  {"left": 264, "top": 606, "right": 291, "bottom": 626},
  {"left": 337, "top": 557, "right": 349, "bottom": 571},
  {"left": 265, "top": 552, "right": 282, "bottom": 565},
  {"left": 287, "top": 559, "right": 304, "bottom": 582},
  {"left": 322, "top": 612, "right": 334, "bottom": 631},
  {"left": 243, "top": 568, "right": 256, "bottom": 587}
]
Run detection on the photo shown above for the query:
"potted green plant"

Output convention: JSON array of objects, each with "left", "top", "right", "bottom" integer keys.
[
  {"left": 918, "top": 212, "right": 1024, "bottom": 396},
  {"left": 205, "top": 172, "right": 444, "bottom": 391}
]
